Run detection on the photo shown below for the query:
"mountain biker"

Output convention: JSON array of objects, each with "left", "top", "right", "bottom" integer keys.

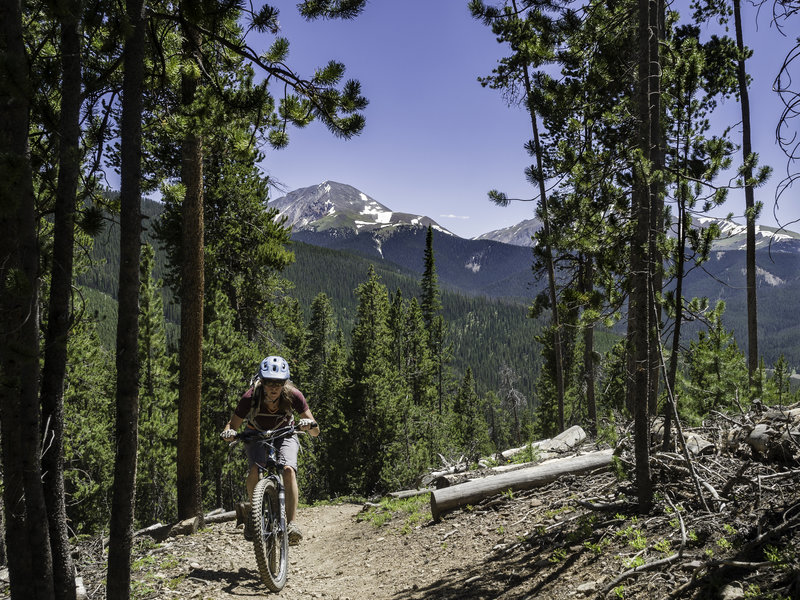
[{"left": 221, "top": 355, "right": 319, "bottom": 545}]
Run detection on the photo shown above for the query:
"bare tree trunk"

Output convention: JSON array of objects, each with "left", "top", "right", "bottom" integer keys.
[
  {"left": 581, "top": 256, "right": 597, "bottom": 436},
  {"left": 176, "top": 16, "right": 205, "bottom": 521},
  {"left": 518, "top": 73, "right": 565, "bottom": 431},
  {"left": 733, "top": 0, "right": 759, "bottom": 392},
  {"left": 663, "top": 118, "right": 692, "bottom": 451},
  {"left": 107, "top": 0, "right": 146, "bottom": 597},
  {"left": 40, "top": 3, "right": 82, "bottom": 598},
  {"left": 630, "top": 0, "right": 663, "bottom": 513},
  {"left": 0, "top": 1, "right": 54, "bottom": 597}
]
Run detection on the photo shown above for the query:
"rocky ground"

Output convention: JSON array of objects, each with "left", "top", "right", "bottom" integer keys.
[{"left": 66, "top": 443, "right": 800, "bottom": 600}]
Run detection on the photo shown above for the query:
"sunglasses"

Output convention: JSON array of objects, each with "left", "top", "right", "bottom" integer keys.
[{"left": 262, "top": 379, "right": 285, "bottom": 388}]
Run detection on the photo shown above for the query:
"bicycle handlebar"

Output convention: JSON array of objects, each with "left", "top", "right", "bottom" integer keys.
[{"left": 224, "top": 422, "right": 317, "bottom": 445}]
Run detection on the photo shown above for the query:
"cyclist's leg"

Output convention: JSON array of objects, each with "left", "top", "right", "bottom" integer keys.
[
  {"left": 275, "top": 435, "right": 300, "bottom": 519},
  {"left": 282, "top": 465, "right": 298, "bottom": 523},
  {"left": 246, "top": 464, "right": 260, "bottom": 499},
  {"left": 245, "top": 440, "right": 267, "bottom": 498}
]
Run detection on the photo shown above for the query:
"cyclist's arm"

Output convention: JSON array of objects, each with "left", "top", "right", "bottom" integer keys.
[
  {"left": 298, "top": 409, "right": 320, "bottom": 437},
  {"left": 223, "top": 413, "right": 244, "bottom": 434}
]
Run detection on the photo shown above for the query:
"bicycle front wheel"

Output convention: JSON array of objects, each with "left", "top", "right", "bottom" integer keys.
[{"left": 251, "top": 477, "right": 288, "bottom": 591}]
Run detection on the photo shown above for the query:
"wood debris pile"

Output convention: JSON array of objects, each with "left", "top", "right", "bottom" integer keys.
[{"left": 416, "top": 401, "right": 800, "bottom": 599}]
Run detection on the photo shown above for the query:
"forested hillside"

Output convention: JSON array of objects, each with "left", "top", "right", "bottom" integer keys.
[
  {"left": 78, "top": 198, "right": 552, "bottom": 397},
  {"left": 287, "top": 241, "right": 556, "bottom": 396}
]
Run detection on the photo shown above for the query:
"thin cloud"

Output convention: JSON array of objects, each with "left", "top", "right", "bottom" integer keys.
[{"left": 440, "top": 214, "right": 470, "bottom": 220}]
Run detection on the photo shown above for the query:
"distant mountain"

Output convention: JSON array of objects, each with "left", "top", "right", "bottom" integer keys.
[
  {"left": 270, "top": 182, "right": 800, "bottom": 366},
  {"left": 474, "top": 214, "right": 800, "bottom": 253},
  {"left": 270, "top": 181, "right": 539, "bottom": 299},
  {"left": 693, "top": 217, "right": 800, "bottom": 252},
  {"left": 271, "top": 181, "right": 454, "bottom": 236},
  {"left": 473, "top": 218, "right": 542, "bottom": 247}
]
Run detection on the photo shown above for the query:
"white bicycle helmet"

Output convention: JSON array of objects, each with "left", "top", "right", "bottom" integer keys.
[{"left": 259, "top": 355, "right": 290, "bottom": 381}]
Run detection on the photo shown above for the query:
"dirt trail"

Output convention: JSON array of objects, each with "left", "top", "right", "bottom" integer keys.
[
  {"left": 76, "top": 450, "right": 800, "bottom": 600},
  {"left": 136, "top": 502, "right": 451, "bottom": 600}
]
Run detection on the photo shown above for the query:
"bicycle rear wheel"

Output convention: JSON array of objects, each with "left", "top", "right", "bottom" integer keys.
[{"left": 251, "top": 477, "right": 288, "bottom": 591}]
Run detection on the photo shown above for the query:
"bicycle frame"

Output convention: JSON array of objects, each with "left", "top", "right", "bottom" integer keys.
[{"left": 233, "top": 425, "right": 297, "bottom": 592}]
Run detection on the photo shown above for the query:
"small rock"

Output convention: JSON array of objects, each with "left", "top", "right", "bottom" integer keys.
[
  {"left": 577, "top": 581, "right": 598, "bottom": 593},
  {"left": 720, "top": 584, "right": 745, "bottom": 600},
  {"left": 189, "top": 561, "right": 201, "bottom": 570}
]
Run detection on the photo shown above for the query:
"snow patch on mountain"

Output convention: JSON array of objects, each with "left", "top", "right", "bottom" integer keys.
[
  {"left": 473, "top": 218, "right": 542, "bottom": 247},
  {"left": 270, "top": 181, "right": 454, "bottom": 236}
]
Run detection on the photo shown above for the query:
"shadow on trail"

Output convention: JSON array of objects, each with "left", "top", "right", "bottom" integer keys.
[
  {"left": 186, "top": 566, "right": 265, "bottom": 597},
  {"left": 392, "top": 545, "right": 582, "bottom": 600}
]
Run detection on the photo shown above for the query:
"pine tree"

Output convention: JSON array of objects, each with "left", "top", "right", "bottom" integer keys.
[
  {"left": 108, "top": 0, "right": 146, "bottom": 593},
  {"left": 63, "top": 317, "right": 116, "bottom": 534},
  {"left": 421, "top": 226, "right": 442, "bottom": 330},
  {"left": 136, "top": 244, "right": 179, "bottom": 526},
  {"left": 403, "top": 298, "right": 436, "bottom": 408},
  {"left": 679, "top": 302, "right": 748, "bottom": 422},
  {"left": 307, "top": 293, "right": 337, "bottom": 396},
  {"left": 451, "top": 368, "right": 492, "bottom": 462},
  {"left": 419, "top": 226, "right": 450, "bottom": 413},
  {"left": 346, "top": 266, "right": 408, "bottom": 494},
  {"left": 306, "top": 329, "right": 350, "bottom": 498},
  {"left": 201, "top": 290, "right": 262, "bottom": 510}
]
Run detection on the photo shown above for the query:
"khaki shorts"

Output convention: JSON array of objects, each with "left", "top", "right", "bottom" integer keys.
[{"left": 245, "top": 433, "right": 300, "bottom": 472}]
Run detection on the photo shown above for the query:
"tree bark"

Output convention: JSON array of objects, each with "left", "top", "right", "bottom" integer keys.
[
  {"left": 176, "top": 16, "right": 205, "bottom": 521},
  {"left": 507, "top": 0, "right": 566, "bottom": 433},
  {"left": 581, "top": 256, "right": 597, "bottom": 435},
  {"left": 430, "top": 449, "right": 614, "bottom": 520},
  {"left": 733, "top": 0, "right": 759, "bottom": 391},
  {"left": 0, "top": 1, "right": 54, "bottom": 597},
  {"left": 40, "top": 3, "right": 83, "bottom": 598},
  {"left": 107, "top": 0, "right": 146, "bottom": 597},
  {"left": 629, "top": 0, "right": 661, "bottom": 513}
]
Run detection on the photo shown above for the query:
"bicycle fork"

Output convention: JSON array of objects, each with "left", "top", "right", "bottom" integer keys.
[{"left": 277, "top": 479, "right": 287, "bottom": 533}]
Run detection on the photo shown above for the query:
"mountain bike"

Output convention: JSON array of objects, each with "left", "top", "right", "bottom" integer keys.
[{"left": 229, "top": 423, "right": 314, "bottom": 592}]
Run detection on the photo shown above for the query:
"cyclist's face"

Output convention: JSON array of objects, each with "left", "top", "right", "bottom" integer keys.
[{"left": 263, "top": 379, "right": 284, "bottom": 402}]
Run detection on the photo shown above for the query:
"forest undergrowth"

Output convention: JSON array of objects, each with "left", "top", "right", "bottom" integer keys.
[{"left": 49, "top": 404, "right": 800, "bottom": 600}]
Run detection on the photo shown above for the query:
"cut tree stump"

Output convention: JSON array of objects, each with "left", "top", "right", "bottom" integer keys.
[
  {"left": 430, "top": 448, "right": 614, "bottom": 520},
  {"left": 168, "top": 517, "right": 200, "bottom": 537}
]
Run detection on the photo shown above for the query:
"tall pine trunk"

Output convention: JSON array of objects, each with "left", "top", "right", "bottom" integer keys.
[
  {"left": 733, "top": 0, "right": 759, "bottom": 391},
  {"left": 630, "top": 0, "right": 661, "bottom": 513},
  {"left": 0, "top": 1, "right": 54, "bottom": 597},
  {"left": 580, "top": 256, "right": 597, "bottom": 436},
  {"left": 518, "top": 61, "right": 566, "bottom": 433},
  {"left": 40, "top": 3, "right": 82, "bottom": 598},
  {"left": 176, "top": 17, "right": 205, "bottom": 521},
  {"left": 107, "top": 0, "right": 146, "bottom": 597}
]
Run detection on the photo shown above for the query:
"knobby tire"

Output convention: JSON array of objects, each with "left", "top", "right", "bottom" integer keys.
[{"left": 251, "top": 477, "right": 288, "bottom": 591}]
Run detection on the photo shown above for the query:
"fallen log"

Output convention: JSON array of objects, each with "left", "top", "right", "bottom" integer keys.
[
  {"left": 386, "top": 488, "right": 432, "bottom": 499},
  {"left": 204, "top": 510, "right": 236, "bottom": 524},
  {"left": 762, "top": 405, "right": 800, "bottom": 423},
  {"left": 744, "top": 423, "right": 799, "bottom": 463},
  {"left": 501, "top": 425, "right": 587, "bottom": 460},
  {"left": 430, "top": 448, "right": 614, "bottom": 520}
]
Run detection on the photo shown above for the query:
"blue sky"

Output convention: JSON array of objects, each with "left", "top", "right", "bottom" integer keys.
[{"left": 258, "top": 1, "right": 799, "bottom": 239}]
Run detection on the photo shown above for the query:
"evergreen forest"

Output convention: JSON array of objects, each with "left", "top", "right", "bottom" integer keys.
[{"left": 1, "top": 1, "right": 799, "bottom": 599}]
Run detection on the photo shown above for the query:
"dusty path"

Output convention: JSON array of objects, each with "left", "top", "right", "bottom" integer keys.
[{"left": 137, "top": 502, "right": 449, "bottom": 600}]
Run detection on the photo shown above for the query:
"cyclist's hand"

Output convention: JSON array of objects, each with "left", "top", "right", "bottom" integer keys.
[
  {"left": 297, "top": 419, "right": 316, "bottom": 431},
  {"left": 220, "top": 428, "right": 237, "bottom": 440}
]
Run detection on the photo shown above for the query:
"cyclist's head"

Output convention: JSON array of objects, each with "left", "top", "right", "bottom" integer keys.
[{"left": 259, "top": 355, "right": 290, "bottom": 383}]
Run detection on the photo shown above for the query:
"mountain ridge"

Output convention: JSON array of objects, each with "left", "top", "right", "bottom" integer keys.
[{"left": 270, "top": 181, "right": 800, "bottom": 367}]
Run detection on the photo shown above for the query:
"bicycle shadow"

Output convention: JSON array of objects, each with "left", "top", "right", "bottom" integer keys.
[{"left": 187, "top": 565, "right": 267, "bottom": 596}]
